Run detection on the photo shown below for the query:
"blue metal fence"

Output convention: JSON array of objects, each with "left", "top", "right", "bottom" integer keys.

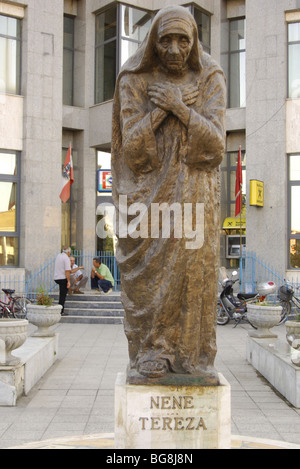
[
  {"left": 2, "top": 249, "right": 300, "bottom": 306},
  {"left": 239, "top": 250, "right": 300, "bottom": 300},
  {"left": 0, "top": 250, "right": 120, "bottom": 300},
  {"left": 72, "top": 250, "right": 120, "bottom": 291},
  {"left": 239, "top": 251, "right": 285, "bottom": 294}
]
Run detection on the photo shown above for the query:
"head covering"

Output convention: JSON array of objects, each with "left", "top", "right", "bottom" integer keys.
[
  {"left": 117, "top": 6, "right": 203, "bottom": 79},
  {"left": 112, "top": 6, "right": 220, "bottom": 178},
  {"left": 157, "top": 16, "right": 194, "bottom": 39}
]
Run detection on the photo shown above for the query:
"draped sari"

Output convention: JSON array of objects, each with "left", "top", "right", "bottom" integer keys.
[{"left": 111, "top": 6, "right": 226, "bottom": 384}]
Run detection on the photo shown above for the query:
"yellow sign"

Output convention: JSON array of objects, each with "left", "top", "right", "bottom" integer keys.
[
  {"left": 250, "top": 180, "right": 264, "bottom": 207},
  {"left": 223, "top": 217, "right": 246, "bottom": 230}
]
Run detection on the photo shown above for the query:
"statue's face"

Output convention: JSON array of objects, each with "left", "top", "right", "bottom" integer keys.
[{"left": 155, "top": 18, "right": 194, "bottom": 73}]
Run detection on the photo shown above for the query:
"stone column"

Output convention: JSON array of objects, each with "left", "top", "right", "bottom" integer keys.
[{"left": 20, "top": 0, "right": 64, "bottom": 270}]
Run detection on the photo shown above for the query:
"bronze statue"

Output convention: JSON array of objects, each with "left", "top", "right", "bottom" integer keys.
[{"left": 112, "top": 6, "right": 226, "bottom": 385}]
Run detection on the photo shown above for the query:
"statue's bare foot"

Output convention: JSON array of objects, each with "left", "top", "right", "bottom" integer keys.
[{"left": 138, "top": 359, "right": 169, "bottom": 378}]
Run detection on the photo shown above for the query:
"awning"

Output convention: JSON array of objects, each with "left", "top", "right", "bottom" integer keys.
[{"left": 223, "top": 217, "right": 246, "bottom": 230}]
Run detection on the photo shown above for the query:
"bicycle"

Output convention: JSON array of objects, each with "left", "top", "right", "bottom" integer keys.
[
  {"left": 0, "top": 289, "right": 32, "bottom": 319},
  {"left": 278, "top": 284, "right": 300, "bottom": 325}
]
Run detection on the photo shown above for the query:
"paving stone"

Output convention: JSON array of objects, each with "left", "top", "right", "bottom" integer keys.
[{"left": 2, "top": 322, "right": 300, "bottom": 449}]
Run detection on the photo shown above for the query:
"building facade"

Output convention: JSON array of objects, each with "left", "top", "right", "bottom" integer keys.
[{"left": 0, "top": 0, "right": 300, "bottom": 283}]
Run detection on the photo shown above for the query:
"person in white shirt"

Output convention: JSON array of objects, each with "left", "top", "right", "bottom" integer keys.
[
  {"left": 69, "top": 256, "right": 88, "bottom": 294},
  {"left": 54, "top": 247, "right": 71, "bottom": 315}
]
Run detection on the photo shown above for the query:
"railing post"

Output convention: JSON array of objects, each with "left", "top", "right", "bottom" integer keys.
[
  {"left": 114, "top": 255, "right": 117, "bottom": 291},
  {"left": 239, "top": 253, "right": 243, "bottom": 292}
]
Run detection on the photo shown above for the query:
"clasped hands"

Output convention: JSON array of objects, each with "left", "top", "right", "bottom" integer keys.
[{"left": 148, "top": 83, "right": 199, "bottom": 114}]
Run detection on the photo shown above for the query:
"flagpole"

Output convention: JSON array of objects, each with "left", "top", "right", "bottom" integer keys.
[
  {"left": 240, "top": 145, "right": 243, "bottom": 260},
  {"left": 237, "top": 145, "right": 242, "bottom": 260},
  {"left": 235, "top": 146, "right": 243, "bottom": 261},
  {"left": 240, "top": 180, "right": 242, "bottom": 259},
  {"left": 69, "top": 142, "right": 72, "bottom": 248}
]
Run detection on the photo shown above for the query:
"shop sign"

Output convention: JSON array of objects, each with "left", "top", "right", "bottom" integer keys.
[
  {"left": 250, "top": 180, "right": 264, "bottom": 207},
  {"left": 223, "top": 217, "right": 246, "bottom": 229},
  {"left": 98, "top": 170, "right": 112, "bottom": 193}
]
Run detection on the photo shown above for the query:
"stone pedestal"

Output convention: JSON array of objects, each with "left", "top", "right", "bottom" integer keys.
[
  {"left": 0, "top": 335, "right": 58, "bottom": 406},
  {"left": 115, "top": 372, "right": 231, "bottom": 449},
  {"left": 247, "top": 336, "right": 300, "bottom": 408}
]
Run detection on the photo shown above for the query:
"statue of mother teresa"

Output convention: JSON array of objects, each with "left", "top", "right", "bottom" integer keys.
[{"left": 111, "top": 5, "right": 226, "bottom": 385}]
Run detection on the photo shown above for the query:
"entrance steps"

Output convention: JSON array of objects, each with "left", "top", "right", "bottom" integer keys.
[{"left": 52, "top": 290, "right": 124, "bottom": 324}]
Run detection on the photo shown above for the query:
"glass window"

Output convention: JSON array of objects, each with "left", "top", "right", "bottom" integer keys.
[
  {"left": 0, "top": 150, "right": 19, "bottom": 266},
  {"left": 289, "top": 22, "right": 300, "bottom": 42},
  {"left": 64, "top": 15, "right": 74, "bottom": 48},
  {"left": 0, "top": 152, "right": 17, "bottom": 175},
  {"left": 98, "top": 150, "right": 111, "bottom": 171},
  {"left": 0, "top": 14, "right": 21, "bottom": 95},
  {"left": 0, "top": 182, "right": 17, "bottom": 232},
  {"left": 289, "top": 44, "right": 300, "bottom": 98},
  {"left": 228, "top": 19, "right": 246, "bottom": 108},
  {"left": 63, "top": 16, "right": 75, "bottom": 106},
  {"left": 288, "top": 154, "right": 300, "bottom": 268},
  {"left": 96, "top": 150, "right": 114, "bottom": 252},
  {"left": 193, "top": 7, "right": 210, "bottom": 54},
  {"left": 0, "top": 237, "right": 18, "bottom": 267},
  {"left": 61, "top": 201, "right": 71, "bottom": 248},
  {"left": 121, "top": 40, "right": 139, "bottom": 67},
  {"left": 95, "top": 6, "right": 117, "bottom": 103},
  {"left": 97, "top": 150, "right": 112, "bottom": 196},
  {"left": 96, "top": 6, "right": 117, "bottom": 44},
  {"left": 291, "top": 186, "right": 300, "bottom": 235},
  {"left": 290, "top": 154, "right": 300, "bottom": 180},
  {"left": 120, "top": 5, "right": 152, "bottom": 67},
  {"left": 230, "top": 19, "right": 246, "bottom": 51},
  {"left": 0, "top": 15, "right": 21, "bottom": 37},
  {"left": 222, "top": 150, "right": 246, "bottom": 217},
  {"left": 95, "top": 4, "right": 152, "bottom": 104},
  {"left": 288, "top": 23, "right": 300, "bottom": 98},
  {"left": 95, "top": 41, "right": 117, "bottom": 103},
  {"left": 120, "top": 5, "right": 151, "bottom": 42},
  {"left": 290, "top": 239, "right": 300, "bottom": 269},
  {"left": 185, "top": 5, "right": 211, "bottom": 53}
]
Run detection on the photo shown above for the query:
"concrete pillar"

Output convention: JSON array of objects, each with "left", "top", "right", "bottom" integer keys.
[{"left": 21, "top": 0, "right": 64, "bottom": 270}]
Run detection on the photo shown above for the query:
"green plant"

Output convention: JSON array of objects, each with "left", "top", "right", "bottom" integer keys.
[
  {"left": 35, "top": 286, "right": 54, "bottom": 307},
  {"left": 252, "top": 299, "right": 279, "bottom": 307}
]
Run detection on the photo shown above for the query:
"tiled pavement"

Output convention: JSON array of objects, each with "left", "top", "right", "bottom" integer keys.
[{"left": 1, "top": 321, "right": 300, "bottom": 449}]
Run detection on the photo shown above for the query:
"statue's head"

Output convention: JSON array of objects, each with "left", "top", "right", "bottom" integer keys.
[
  {"left": 117, "top": 6, "right": 203, "bottom": 78},
  {"left": 155, "top": 13, "right": 194, "bottom": 74}
]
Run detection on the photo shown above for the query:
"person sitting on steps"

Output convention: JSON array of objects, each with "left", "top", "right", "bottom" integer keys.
[
  {"left": 91, "top": 257, "right": 114, "bottom": 294},
  {"left": 69, "top": 256, "right": 88, "bottom": 294}
]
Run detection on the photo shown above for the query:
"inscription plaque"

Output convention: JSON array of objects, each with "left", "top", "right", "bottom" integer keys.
[{"left": 115, "top": 372, "right": 231, "bottom": 449}]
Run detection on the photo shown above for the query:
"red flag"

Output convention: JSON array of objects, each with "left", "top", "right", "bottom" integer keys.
[
  {"left": 235, "top": 146, "right": 243, "bottom": 217},
  {"left": 59, "top": 144, "right": 74, "bottom": 203}
]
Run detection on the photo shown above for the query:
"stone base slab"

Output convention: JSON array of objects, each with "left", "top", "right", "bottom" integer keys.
[
  {"left": 0, "top": 334, "right": 58, "bottom": 406},
  {"left": 247, "top": 336, "right": 300, "bottom": 408},
  {"left": 115, "top": 371, "right": 231, "bottom": 449}
]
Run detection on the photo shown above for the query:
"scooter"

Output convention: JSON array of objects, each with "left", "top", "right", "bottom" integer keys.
[{"left": 217, "top": 268, "right": 276, "bottom": 328}]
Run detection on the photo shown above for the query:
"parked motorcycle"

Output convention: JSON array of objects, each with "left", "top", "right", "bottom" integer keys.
[
  {"left": 217, "top": 268, "right": 276, "bottom": 328},
  {"left": 278, "top": 284, "right": 300, "bottom": 324}
]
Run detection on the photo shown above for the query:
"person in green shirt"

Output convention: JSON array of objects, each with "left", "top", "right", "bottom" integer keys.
[{"left": 91, "top": 257, "right": 114, "bottom": 294}]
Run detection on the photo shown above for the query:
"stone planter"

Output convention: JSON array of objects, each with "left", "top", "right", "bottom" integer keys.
[
  {"left": 286, "top": 320, "right": 300, "bottom": 366},
  {"left": 0, "top": 319, "right": 28, "bottom": 366},
  {"left": 247, "top": 304, "right": 282, "bottom": 338},
  {"left": 27, "top": 304, "right": 62, "bottom": 337}
]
